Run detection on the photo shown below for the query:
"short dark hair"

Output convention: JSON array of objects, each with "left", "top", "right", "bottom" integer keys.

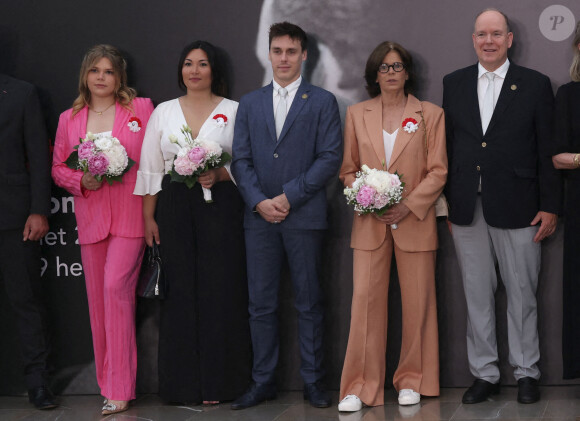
[
  {"left": 268, "top": 21, "right": 308, "bottom": 52},
  {"left": 364, "top": 41, "right": 416, "bottom": 98},
  {"left": 474, "top": 8, "right": 511, "bottom": 33},
  {"left": 177, "top": 40, "right": 229, "bottom": 97}
]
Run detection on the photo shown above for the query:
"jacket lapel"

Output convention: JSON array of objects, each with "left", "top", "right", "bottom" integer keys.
[
  {"left": 389, "top": 94, "right": 423, "bottom": 169},
  {"left": 362, "top": 96, "right": 385, "bottom": 167},
  {"left": 486, "top": 64, "right": 520, "bottom": 134},
  {"left": 277, "top": 80, "right": 310, "bottom": 144},
  {"left": 467, "top": 65, "right": 483, "bottom": 137},
  {"left": 261, "top": 83, "right": 276, "bottom": 142},
  {"left": 112, "top": 102, "right": 129, "bottom": 141}
]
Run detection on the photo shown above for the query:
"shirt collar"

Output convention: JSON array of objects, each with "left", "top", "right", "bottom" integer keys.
[
  {"left": 478, "top": 58, "right": 510, "bottom": 79},
  {"left": 273, "top": 76, "right": 302, "bottom": 95}
]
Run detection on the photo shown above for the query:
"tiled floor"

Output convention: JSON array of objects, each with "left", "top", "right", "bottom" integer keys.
[{"left": 0, "top": 387, "right": 579, "bottom": 420}]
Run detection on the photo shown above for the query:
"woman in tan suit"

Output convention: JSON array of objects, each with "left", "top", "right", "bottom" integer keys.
[{"left": 338, "top": 41, "right": 447, "bottom": 411}]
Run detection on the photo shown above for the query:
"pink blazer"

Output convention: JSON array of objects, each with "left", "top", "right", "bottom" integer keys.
[{"left": 52, "top": 98, "right": 154, "bottom": 245}]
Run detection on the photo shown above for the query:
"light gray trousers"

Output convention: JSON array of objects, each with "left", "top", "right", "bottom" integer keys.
[{"left": 451, "top": 197, "right": 541, "bottom": 383}]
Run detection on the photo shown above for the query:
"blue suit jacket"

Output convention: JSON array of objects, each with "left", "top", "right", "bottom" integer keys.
[{"left": 232, "top": 79, "right": 342, "bottom": 230}]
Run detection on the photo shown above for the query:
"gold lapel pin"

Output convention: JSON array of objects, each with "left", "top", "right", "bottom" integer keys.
[
  {"left": 302, "top": 93, "right": 308, "bottom": 99},
  {"left": 511, "top": 84, "right": 517, "bottom": 91}
]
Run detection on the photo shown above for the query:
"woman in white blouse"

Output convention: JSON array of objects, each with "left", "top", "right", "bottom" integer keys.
[{"left": 134, "top": 41, "right": 251, "bottom": 405}]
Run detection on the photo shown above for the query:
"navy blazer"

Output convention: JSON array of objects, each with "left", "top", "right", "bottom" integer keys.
[
  {"left": 0, "top": 74, "right": 51, "bottom": 230},
  {"left": 443, "top": 63, "right": 561, "bottom": 228},
  {"left": 232, "top": 79, "right": 342, "bottom": 230}
]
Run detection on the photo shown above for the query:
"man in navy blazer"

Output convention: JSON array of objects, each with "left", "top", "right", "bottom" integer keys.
[
  {"left": 0, "top": 74, "right": 56, "bottom": 409},
  {"left": 231, "top": 22, "right": 342, "bottom": 410},
  {"left": 443, "top": 9, "right": 561, "bottom": 405}
]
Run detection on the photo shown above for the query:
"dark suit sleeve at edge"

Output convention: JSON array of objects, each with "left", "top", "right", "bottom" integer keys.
[
  {"left": 536, "top": 76, "right": 562, "bottom": 215},
  {"left": 23, "top": 86, "right": 51, "bottom": 217},
  {"left": 552, "top": 84, "right": 572, "bottom": 156}
]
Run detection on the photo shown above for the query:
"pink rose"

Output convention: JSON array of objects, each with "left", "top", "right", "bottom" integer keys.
[
  {"left": 174, "top": 156, "right": 195, "bottom": 176},
  {"left": 373, "top": 194, "right": 389, "bottom": 209},
  {"left": 88, "top": 153, "right": 109, "bottom": 176},
  {"left": 188, "top": 147, "right": 206, "bottom": 165},
  {"left": 78, "top": 141, "right": 95, "bottom": 160},
  {"left": 390, "top": 175, "right": 401, "bottom": 188},
  {"left": 356, "top": 185, "right": 376, "bottom": 207}
]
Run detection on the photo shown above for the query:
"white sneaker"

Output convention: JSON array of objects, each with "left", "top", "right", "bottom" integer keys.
[
  {"left": 398, "top": 389, "right": 420, "bottom": 405},
  {"left": 338, "top": 394, "right": 363, "bottom": 412}
]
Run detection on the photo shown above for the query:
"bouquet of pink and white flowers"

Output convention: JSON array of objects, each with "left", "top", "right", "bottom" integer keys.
[
  {"left": 344, "top": 164, "right": 405, "bottom": 228},
  {"left": 168, "top": 125, "right": 231, "bottom": 202},
  {"left": 65, "top": 132, "right": 135, "bottom": 185}
]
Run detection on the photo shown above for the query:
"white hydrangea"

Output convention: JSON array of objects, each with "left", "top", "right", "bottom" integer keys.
[
  {"left": 103, "top": 144, "right": 129, "bottom": 176},
  {"left": 365, "top": 170, "right": 394, "bottom": 194},
  {"left": 94, "top": 135, "right": 114, "bottom": 150}
]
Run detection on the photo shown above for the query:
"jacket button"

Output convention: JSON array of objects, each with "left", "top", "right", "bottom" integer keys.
[
  {"left": 482, "top": 142, "right": 487, "bottom": 147},
  {"left": 476, "top": 165, "right": 481, "bottom": 171},
  {"left": 273, "top": 153, "right": 279, "bottom": 158}
]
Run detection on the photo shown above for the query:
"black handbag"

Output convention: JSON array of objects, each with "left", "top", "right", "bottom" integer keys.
[{"left": 137, "top": 243, "right": 165, "bottom": 299}]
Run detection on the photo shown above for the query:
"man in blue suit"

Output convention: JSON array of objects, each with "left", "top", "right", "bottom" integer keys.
[{"left": 231, "top": 21, "right": 342, "bottom": 410}]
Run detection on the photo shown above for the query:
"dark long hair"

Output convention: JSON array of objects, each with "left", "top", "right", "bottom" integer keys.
[{"left": 177, "top": 40, "right": 229, "bottom": 97}]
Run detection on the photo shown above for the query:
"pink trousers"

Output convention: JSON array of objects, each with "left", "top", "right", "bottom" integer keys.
[{"left": 80, "top": 235, "right": 145, "bottom": 401}]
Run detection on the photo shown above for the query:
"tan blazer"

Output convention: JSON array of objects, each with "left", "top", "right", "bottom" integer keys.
[{"left": 340, "top": 94, "right": 448, "bottom": 252}]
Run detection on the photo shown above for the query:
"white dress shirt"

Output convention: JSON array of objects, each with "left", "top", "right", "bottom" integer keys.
[
  {"left": 272, "top": 76, "right": 302, "bottom": 116},
  {"left": 476, "top": 59, "right": 509, "bottom": 191},
  {"left": 477, "top": 59, "right": 510, "bottom": 113}
]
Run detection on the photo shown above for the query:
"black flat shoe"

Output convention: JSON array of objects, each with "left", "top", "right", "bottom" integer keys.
[
  {"left": 304, "top": 382, "right": 331, "bottom": 408},
  {"left": 231, "top": 382, "right": 276, "bottom": 410},
  {"left": 462, "top": 379, "right": 500, "bottom": 404},
  {"left": 517, "top": 377, "right": 540, "bottom": 404},
  {"left": 28, "top": 386, "right": 57, "bottom": 410}
]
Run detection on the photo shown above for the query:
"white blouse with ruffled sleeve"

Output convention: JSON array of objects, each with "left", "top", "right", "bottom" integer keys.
[{"left": 134, "top": 97, "right": 238, "bottom": 196}]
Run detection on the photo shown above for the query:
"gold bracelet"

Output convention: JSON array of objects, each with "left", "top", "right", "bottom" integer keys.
[{"left": 574, "top": 153, "right": 580, "bottom": 168}]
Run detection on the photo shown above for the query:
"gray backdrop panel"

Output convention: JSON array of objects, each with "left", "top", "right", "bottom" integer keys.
[{"left": 0, "top": 0, "right": 578, "bottom": 395}]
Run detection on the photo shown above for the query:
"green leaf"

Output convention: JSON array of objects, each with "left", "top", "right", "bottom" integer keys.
[
  {"left": 185, "top": 177, "right": 196, "bottom": 188},
  {"left": 107, "top": 174, "right": 125, "bottom": 185},
  {"left": 64, "top": 151, "right": 80, "bottom": 170},
  {"left": 168, "top": 166, "right": 199, "bottom": 189}
]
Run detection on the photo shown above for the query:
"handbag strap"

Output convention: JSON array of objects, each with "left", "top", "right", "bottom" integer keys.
[{"left": 150, "top": 242, "right": 161, "bottom": 259}]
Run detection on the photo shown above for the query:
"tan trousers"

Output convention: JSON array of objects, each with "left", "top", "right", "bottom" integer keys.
[{"left": 340, "top": 232, "right": 439, "bottom": 406}]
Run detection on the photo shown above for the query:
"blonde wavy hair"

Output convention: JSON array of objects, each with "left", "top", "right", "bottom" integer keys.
[
  {"left": 72, "top": 44, "right": 137, "bottom": 116},
  {"left": 571, "top": 21, "right": 580, "bottom": 82}
]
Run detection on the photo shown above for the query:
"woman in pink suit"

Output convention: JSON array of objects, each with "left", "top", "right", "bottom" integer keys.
[{"left": 52, "top": 44, "right": 154, "bottom": 415}]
